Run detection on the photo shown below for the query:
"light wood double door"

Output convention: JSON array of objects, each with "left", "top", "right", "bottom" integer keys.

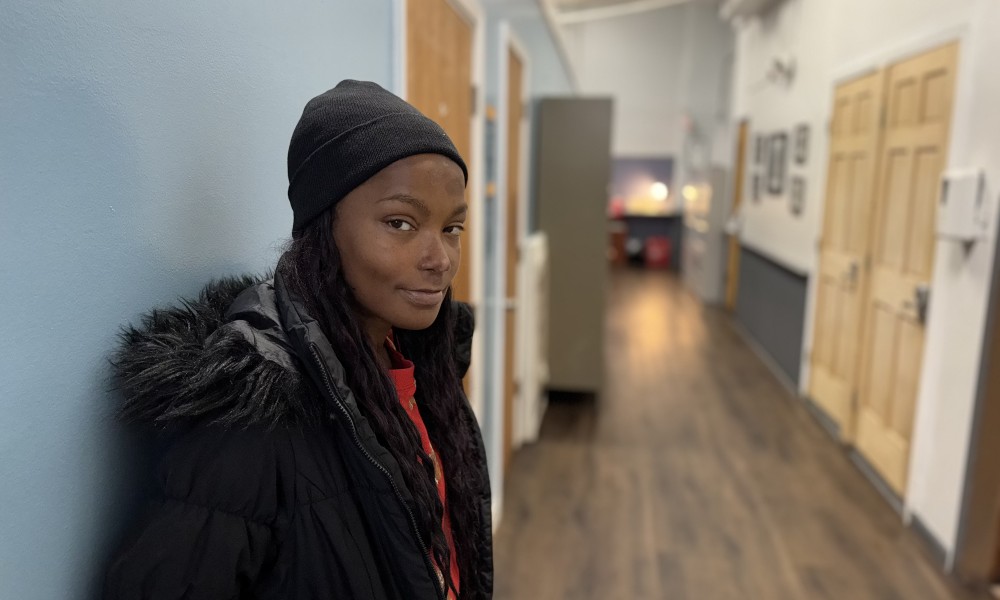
[{"left": 810, "top": 42, "right": 959, "bottom": 496}]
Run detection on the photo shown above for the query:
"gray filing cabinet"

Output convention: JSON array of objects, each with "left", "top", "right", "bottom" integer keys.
[{"left": 534, "top": 97, "right": 613, "bottom": 394}]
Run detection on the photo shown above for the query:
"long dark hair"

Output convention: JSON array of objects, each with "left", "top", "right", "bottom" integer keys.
[{"left": 277, "top": 208, "right": 481, "bottom": 598}]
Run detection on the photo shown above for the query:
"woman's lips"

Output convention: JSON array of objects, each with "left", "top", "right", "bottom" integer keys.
[{"left": 400, "top": 289, "right": 445, "bottom": 307}]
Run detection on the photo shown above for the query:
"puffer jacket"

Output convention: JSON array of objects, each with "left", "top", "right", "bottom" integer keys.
[{"left": 105, "top": 270, "right": 493, "bottom": 600}]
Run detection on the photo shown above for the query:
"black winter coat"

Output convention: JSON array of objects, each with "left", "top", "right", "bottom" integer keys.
[{"left": 105, "top": 272, "right": 493, "bottom": 600}]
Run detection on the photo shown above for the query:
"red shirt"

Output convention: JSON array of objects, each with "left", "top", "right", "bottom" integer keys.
[{"left": 386, "top": 338, "right": 460, "bottom": 599}]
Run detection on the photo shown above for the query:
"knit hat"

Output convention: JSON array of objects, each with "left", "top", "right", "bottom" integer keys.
[{"left": 287, "top": 80, "right": 468, "bottom": 231}]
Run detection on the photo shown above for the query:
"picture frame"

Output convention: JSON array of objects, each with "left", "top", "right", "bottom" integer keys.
[
  {"left": 752, "top": 173, "right": 762, "bottom": 203},
  {"left": 754, "top": 134, "right": 767, "bottom": 165},
  {"left": 790, "top": 176, "right": 806, "bottom": 216},
  {"left": 794, "top": 124, "right": 809, "bottom": 165},
  {"left": 767, "top": 132, "right": 787, "bottom": 195}
]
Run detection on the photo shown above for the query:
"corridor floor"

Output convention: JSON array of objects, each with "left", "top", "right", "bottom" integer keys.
[{"left": 492, "top": 269, "right": 986, "bottom": 600}]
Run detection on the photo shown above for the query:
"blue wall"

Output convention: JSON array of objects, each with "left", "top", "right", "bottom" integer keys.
[{"left": 0, "top": 2, "right": 393, "bottom": 597}]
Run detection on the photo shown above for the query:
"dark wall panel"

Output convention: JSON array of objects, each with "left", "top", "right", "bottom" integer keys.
[{"left": 735, "top": 245, "right": 808, "bottom": 386}]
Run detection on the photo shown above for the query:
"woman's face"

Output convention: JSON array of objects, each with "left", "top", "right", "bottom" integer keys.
[{"left": 333, "top": 153, "right": 467, "bottom": 342}]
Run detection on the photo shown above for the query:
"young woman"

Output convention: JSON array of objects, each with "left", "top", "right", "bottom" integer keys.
[{"left": 106, "top": 80, "right": 493, "bottom": 600}]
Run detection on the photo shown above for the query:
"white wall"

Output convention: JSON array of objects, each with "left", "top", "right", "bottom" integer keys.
[
  {"left": 563, "top": 7, "right": 687, "bottom": 156},
  {"left": 732, "top": 0, "right": 1000, "bottom": 561},
  {"left": 730, "top": 0, "right": 836, "bottom": 274},
  {"left": 562, "top": 3, "right": 733, "bottom": 163},
  {"left": 484, "top": 1, "right": 576, "bottom": 98},
  {"left": 905, "top": 0, "right": 1000, "bottom": 566}
]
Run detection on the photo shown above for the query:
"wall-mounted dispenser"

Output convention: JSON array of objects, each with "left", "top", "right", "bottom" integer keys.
[{"left": 937, "top": 169, "right": 988, "bottom": 242}]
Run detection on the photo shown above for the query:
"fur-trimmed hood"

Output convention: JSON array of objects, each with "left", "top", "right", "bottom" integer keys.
[
  {"left": 113, "top": 274, "right": 317, "bottom": 429},
  {"left": 113, "top": 274, "right": 475, "bottom": 430}
]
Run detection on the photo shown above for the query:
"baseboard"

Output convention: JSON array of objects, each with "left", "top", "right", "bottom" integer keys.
[
  {"left": 849, "top": 448, "right": 904, "bottom": 515},
  {"left": 910, "top": 512, "right": 950, "bottom": 571},
  {"left": 803, "top": 395, "right": 842, "bottom": 440}
]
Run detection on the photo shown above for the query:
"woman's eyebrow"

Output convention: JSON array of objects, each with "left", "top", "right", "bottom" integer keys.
[
  {"left": 380, "top": 194, "right": 468, "bottom": 219},
  {"left": 379, "top": 193, "right": 430, "bottom": 216}
]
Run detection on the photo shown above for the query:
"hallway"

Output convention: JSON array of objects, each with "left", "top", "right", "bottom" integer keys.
[{"left": 493, "top": 269, "right": 986, "bottom": 600}]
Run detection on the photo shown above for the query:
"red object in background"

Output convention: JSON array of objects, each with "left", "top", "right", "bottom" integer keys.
[{"left": 644, "top": 236, "right": 672, "bottom": 269}]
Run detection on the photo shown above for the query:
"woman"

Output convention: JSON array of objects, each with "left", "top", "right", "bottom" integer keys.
[{"left": 106, "top": 80, "right": 493, "bottom": 600}]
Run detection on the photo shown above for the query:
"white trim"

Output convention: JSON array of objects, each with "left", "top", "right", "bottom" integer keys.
[
  {"left": 457, "top": 0, "right": 493, "bottom": 522},
  {"left": 461, "top": 0, "right": 488, "bottom": 428},
  {"left": 496, "top": 22, "right": 523, "bottom": 455},
  {"left": 555, "top": 0, "right": 692, "bottom": 25},
  {"left": 514, "top": 32, "right": 534, "bottom": 447},
  {"left": 490, "top": 20, "right": 513, "bottom": 530},
  {"left": 538, "top": 0, "right": 581, "bottom": 93},
  {"left": 830, "top": 21, "right": 970, "bottom": 85}
]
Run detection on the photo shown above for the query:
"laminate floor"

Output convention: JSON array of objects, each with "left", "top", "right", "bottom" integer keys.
[{"left": 493, "top": 268, "right": 987, "bottom": 600}]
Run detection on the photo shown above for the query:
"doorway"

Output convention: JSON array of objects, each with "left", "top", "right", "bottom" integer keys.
[
  {"left": 406, "top": 0, "right": 476, "bottom": 303},
  {"left": 809, "top": 41, "right": 960, "bottom": 496}
]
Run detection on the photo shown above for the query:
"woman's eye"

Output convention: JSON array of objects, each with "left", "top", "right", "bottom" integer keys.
[{"left": 388, "top": 219, "right": 415, "bottom": 231}]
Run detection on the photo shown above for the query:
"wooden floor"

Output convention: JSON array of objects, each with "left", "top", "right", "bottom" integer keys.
[{"left": 493, "top": 269, "right": 987, "bottom": 600}]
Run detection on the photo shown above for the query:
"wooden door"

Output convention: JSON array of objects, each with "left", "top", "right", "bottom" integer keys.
[
  {"left": 809, "top": 71, "right": 886, "bottom": 438},
  {"left": 856, "top": 42, "right": 959, "bottom": 494},
  {"left": 502, "top": 48, "right": 524, "bottom": 473},
  {"left": 407, "top": 0, "right": 474, "bottom": 302},
  {"left": 725, "top": 121, "right": 749, "bottom": 311}
]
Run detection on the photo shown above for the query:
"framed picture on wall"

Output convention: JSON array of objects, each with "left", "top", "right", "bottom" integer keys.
[
  {"left": 754, "top": 134, "right": 767, "bottom": 165},
  {"left": 767, "top": 132, "right": 787, "bottom": 195},
  {"left": 790, "top": 176, "right": 806, "bottom": 216},
  {"left": 794, "top": 124, "right": 809, "bottom": 165},
  {"left": 752, "top": 173, "right": 762, "bottom": 203}
]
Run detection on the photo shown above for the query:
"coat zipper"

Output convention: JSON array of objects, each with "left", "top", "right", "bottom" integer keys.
[{"left": 308, "top": 344, "right": 445, "bottom": 600}]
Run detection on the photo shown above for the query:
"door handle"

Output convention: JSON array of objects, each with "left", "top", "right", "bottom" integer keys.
[
  {"left": 902, "top": 284, "right": 930, "bottom": 324},
  {"left": 845, "top": 260, "right": 860, "bottom": 285}
]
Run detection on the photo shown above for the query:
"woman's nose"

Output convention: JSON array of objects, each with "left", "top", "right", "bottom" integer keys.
[{"left": 418, "top": 233, "right": 452, "bottom": 273}]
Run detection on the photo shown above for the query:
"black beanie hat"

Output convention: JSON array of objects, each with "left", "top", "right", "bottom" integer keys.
[{"left": 287, "top": 80, "right": 468, "bottom": 231}]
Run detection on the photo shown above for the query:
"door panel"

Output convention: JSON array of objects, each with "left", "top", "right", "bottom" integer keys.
[
  {"left": 856, "top": 42, "right": 958, "bottom": 495},
  {"left": 808, "top": 71, "right": 885, "bottom": 436},
  {"left": 407, "top": 0, "right": 474, "bottom": 303},
  {"left": 725, "top": 121, "right": 749, "bottom": 312},
  {"left": 503, "top": 47, "right": 523, "bottom": 473}
]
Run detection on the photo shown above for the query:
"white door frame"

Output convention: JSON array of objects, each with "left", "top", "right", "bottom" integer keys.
[
  {"left": 488, "top": 20, "right": 533, "bottom": 526},
  {"left": 499, "top": 23, "right": 536, "bottom": 449}
]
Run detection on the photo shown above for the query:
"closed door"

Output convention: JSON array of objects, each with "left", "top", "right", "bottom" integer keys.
[
  {"left": 407, "top": 0, "right": 474, "bottom": 302},
  {"left": 725, "top": 121, "right": 749, "bottom": 312},
  {"left": 502, "top": 47, "right": 524, "bottom": 473},
  {"left": 856, "top": 42, "right": 959, "bottom": 494},
  {"left": 809, "top": 71, "right": 886, "bottom": 438}
]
